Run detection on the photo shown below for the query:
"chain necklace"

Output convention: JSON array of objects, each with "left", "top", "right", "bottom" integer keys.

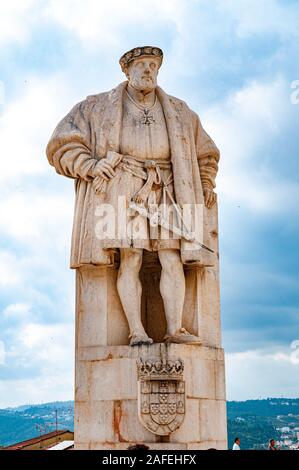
[{"left": 126, "top": 89, "right": 157, "bottom": 125}]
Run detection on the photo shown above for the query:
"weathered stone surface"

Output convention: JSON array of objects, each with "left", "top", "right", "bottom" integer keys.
[
  {"left": 184, "top": 357, "right": 216, "bottom": 399},
  {"left": 75, "top": 360, "right": 91, "bottom": 402},
  {"left": 74, "top": 442, "right": 90, "bottom": 450},
  {"left": 215, "top": 360, "right": 226, "bottom": 400},
  {"left": 187, "top": 440, "right": 227, "bottom": 450},
  {"left": 75, "top": 400, "right": 115, "bottom": 443},
  {"left": 170, "top": 399, "right": 200, "bottom": 443},
  {"left": 89, "top": 359, "right": 138, "bottom": 401},
  {"left": 117, "top": 400, "right": 158, "bottom": 443},
  {"left": 89, "top": 442, "right": 188, "bottom": 450},
  {"left": 76, "top": 267, "right": 108, "bottom": 347},
  {"left": 77, "top": 343, "right": 220, "bottom": 362},
  {"left": 198, "top": 399, "right": 227, "bottom": 442},
  {"left": 199, "top": 266, "right": 222, "bottom": 348}
]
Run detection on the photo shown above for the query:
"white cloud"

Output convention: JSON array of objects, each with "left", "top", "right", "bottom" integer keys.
[
  {"left": 0, "top": 251, "right": 22, "bottom": 286},
  {"left": 3, "top": 303, "right": 31, "bottom": 318},
  {"left": 0, "top": 321, "right": 74, "bottom": 407},
  {"left": 218, "top": 0, "right": 299, "bottom": 39},
  {"left": 1, "top": 0, "right": 297, "bottom": 52},
  {"left": 0, "top": 74, "right": 79, "bottom": 186},
  {"left": 19, "top": 322, "right": 73, "bottom": 355},
  {"left": 203, "top": 77, "right": 299, "bottom": 213},
  {"left": 0, "top": 74, "right": 77, "bottom": 312},
  {"left": 0, "top": 0, "right": 37, "bottom": 46},
  {"left": 226, "top": 346, "right": 299, "bottom": 400},
  {"left": 0, "top": 373, "right": 73, "bottom": 408},
  {"left": 44, "top": 0, "right": 183, "bottom": 46},
  {"left": 0, "top": 190, "right": 73, "bottom": 245},
  {"left": 0, "top": 341, "right": 5, "bottom": 366}
]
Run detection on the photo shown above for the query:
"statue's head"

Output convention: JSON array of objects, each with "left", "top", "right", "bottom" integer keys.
[{"left": 119, "top": 46, "right": 163, "bottom": 93}]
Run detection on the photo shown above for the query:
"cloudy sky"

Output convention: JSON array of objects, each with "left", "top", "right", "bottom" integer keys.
[{"left": 0, "top": 0, "right": 298, "bottom": 407}]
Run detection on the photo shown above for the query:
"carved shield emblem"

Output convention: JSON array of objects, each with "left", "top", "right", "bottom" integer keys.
[{"left": 137, "top": 358, "right": 185, "bottom": 436}]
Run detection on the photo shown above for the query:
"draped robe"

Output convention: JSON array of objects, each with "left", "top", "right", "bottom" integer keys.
[{"left": 46, "top": 81, "right": 220, "bottom": 268}]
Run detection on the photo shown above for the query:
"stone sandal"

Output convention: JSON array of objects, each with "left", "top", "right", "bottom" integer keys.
[
  {"left": 164, "top": 328, "right": 201, "bottom": 345},
  {"left": 129, "top": 332, "right": 153, "bottom": 347}
]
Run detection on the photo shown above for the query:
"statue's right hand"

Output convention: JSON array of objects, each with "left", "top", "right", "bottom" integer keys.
[{"left": 93, "top": 159, "right": 116, "bottom": 180}]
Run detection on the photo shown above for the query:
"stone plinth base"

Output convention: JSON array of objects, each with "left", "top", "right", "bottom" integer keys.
[{"left": 74, "top": 343, "right": 227, "bottom": 450}]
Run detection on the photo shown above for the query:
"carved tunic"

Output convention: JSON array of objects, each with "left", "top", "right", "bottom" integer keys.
[
  {"left": 121, "top": 92, "right": 170, "bottom": 161},
  {"left": 115, "top": 92, "right": 179, "bottom": 250}
]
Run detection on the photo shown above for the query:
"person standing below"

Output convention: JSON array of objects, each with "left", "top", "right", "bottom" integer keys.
[
  {"left": 232, "top": 437, "right": 241, "bottom": 450},
  {"left": 268, "top": 439, "right": 278, "bottom": 450}
]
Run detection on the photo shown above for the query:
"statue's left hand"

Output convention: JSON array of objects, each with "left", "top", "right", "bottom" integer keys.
[{"left": 203, "top": 188, "right": 217, "bottom": 209}]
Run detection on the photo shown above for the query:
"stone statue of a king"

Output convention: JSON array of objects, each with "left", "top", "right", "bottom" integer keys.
[
  {"left": 47, "top": 46, "right": 220, "bottom": 344},
  {"left": 46, "top": 46, "right": 227, "bottom": 449}
]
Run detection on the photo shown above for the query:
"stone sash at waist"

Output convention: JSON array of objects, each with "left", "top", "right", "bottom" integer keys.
[
  {"left": 93, "top": 151, "right": 173, "bottom": 197},
  {"left": 120, "top": 154, "right": 173, "bottom": 205}
]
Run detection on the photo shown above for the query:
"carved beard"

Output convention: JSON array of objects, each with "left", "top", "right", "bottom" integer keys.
[{"left": 129, "top": 75, "right": 157, "bottom": 93}]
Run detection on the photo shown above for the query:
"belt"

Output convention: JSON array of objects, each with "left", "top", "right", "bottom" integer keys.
[
  {"left": 93, "top": 152, "right": 214, "bottom": 251},
  {"left": 121, "top": 155, "right": 196, "bottom": 243},
  {"left": 120, "top": 154, "right": 173, "bottom": 205}
]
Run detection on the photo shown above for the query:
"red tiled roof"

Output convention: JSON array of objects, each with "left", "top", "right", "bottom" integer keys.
[{"left": 4, "top": 430, "right": 72, "bottom": 450}]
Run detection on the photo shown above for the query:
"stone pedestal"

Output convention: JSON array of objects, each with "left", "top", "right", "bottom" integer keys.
[{"left": 75, "top": 344, "right": 227, "bottom": 450}]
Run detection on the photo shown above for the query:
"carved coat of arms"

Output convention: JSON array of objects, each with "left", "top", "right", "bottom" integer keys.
[{"left": 137, "top": 358, "right": 185, "bottom": 435}]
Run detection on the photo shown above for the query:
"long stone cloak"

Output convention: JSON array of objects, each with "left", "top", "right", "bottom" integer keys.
[{"left": 46, "top": 81, "right": 220, "bottom": 268}]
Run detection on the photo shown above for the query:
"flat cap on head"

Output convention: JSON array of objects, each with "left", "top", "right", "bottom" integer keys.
[{"left": 119, "top": 46, "right": 163, "bottom": 73}]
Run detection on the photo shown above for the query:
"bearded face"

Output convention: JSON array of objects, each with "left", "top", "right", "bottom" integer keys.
[{"left": 126, "top": 57, "right": 159, "bottom": 93}]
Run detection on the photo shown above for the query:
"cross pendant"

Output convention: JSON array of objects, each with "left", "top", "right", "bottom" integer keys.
[{"left": 140, "top": 109, "right": 155, "bottom": 125}]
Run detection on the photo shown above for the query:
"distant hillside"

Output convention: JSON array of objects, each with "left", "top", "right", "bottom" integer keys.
[
  {"left": 0, "top": 401, "right": 74, "bottom": 448},
  {"left": 0, "top": 398, "right": 298, "bottom": 449},
  {"left": 227, "top": 398, "right": 299, "bottom": 449}
]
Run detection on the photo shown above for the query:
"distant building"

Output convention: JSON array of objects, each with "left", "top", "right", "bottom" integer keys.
[
  {"left": 289, "top": 444, "right": 299, "bottom": 450},
  {"left": 3, "top": 430, "right": 74, "bottom": 450},
  {"left": 281, "top": 427, "right": 290, "bottom": 433},
  {"left": 283, "top": 439, "right": 293, "bottom": 446},
  {"left": 47, "top": 440, "right": 74, "bottom": 450}
]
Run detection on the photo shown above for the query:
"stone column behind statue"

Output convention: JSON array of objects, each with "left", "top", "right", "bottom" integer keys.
[{"left": 46, "top": 45, "right": 227, "bottom": 449}]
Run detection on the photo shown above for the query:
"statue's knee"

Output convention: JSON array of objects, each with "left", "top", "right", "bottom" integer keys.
[
  {"left": 120, "top": 248, "right": 143, "bottom": 271},
  {"left": 159, "top": 250, "right": 183, "bottom": 275}
]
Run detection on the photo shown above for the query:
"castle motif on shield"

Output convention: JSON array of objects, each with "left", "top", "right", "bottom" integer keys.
[{"left": 137, "top": 357, "right": 185, "bottom": 435}]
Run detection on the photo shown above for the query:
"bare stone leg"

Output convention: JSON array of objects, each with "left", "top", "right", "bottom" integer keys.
[
  {"left": 158, "top": 249, "right": 201, "bottom": 344},
  {"left": 117, "top": 247, "right": 153, "bottom": 346},
  {"left": 158, "top": 249, "right": 185, "bottom": 335}
]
